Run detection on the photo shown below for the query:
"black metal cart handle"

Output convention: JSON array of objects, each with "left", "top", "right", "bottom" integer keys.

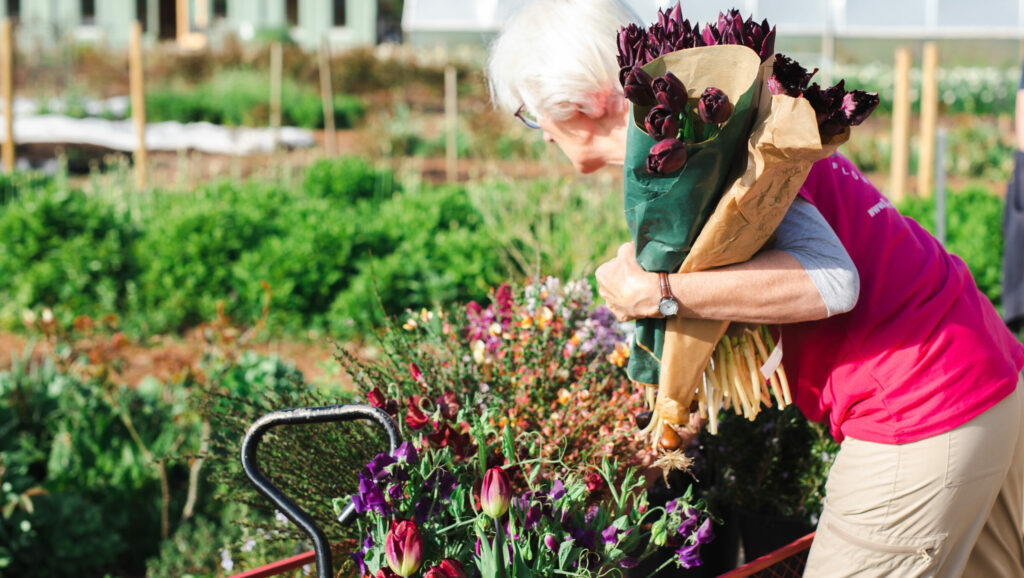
[{"left": 240, "top": 404, "right": 400, "bottom": 577}]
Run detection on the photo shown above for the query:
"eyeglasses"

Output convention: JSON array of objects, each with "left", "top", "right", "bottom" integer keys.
[{"left": 514, "top": 104, "right": 541, "bottom": 130}]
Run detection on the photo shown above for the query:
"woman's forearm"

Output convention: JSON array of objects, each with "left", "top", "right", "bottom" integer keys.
[{"left": 667, "top": 250, "right": 830, "bottom": 324}]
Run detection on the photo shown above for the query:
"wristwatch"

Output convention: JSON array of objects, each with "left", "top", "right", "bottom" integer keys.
[{"left": 657, "top": 272, "right": 679, "bottom": 316}]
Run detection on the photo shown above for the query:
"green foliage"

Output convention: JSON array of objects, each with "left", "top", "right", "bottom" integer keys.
[
  {"left": 144, "top": 69, "right": 366, "bottom": 129},
  {"left": 0, "top": 189, "right": 140, "bottom": 328},
  {"left": 302, "top": 156, "right": 390, "bottom": 203},
  {"left": 0, "top": 347, "right": 194, "bottom": 576},
  {"left": 135, "top": 182, "right": 286, "bottom": 331},
  {"left": 896, "top": 186, "right": 1005, "bottom": 308},
  {"left": 699, "top": 405, "right": 839, "bottom": 524}
]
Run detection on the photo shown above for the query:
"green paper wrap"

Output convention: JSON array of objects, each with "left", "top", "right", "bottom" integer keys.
[{"left": 624, "top": 45, "right": 763, "bottom": 387}]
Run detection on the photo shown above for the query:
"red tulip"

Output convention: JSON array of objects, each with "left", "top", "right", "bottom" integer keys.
[
  {"left": 424, "top": 559, "right": 468, "bottom": 578},
  {"left": 385, "top": 520, "right": 423, "bottom": 577},
  {"left": 481, "top": 466, "right": 512, "bottom": 518}
]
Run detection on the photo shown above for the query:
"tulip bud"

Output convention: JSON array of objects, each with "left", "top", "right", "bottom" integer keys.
[
  {"left": 481, "top": 466, "right": 512, "bottom": 518},
  {"left": 698, "top": 87, "right": 732, "bottom": 125},
  {"left": 620, "top": 66, "right": 656, "bottom": 106},
  {"left": 644, "top": 105, "right": 680, "bottom": 141},
  {"left": 424, "top": 559, "right": 467, "bottom": 578},
  {"left": 652, "top": 72, "right": 687, "bottom": 114},
  {"left": 385, "top": 520, "right": 424, "bottom": 577},
  {"left": 646, "top": 138, "right": 688, "bottom": 175}
]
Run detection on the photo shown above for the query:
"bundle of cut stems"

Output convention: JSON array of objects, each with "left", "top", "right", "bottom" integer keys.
[{"left": 639, "top": 325, "right": 790, "bottom": 451}]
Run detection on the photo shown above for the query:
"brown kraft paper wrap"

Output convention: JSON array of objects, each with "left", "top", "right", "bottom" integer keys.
[{"left": 654, "top": 69, "right": 852, "bottom": 425}]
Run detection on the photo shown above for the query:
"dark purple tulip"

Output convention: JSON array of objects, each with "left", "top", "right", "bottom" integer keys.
[
  {"left": 701, "top": 23, "right": 719, "bottom": 46},
  {"left": 840, "top": 90, "right": 880, "bottom": 126},
  {"left": 717, "top": 9, "right": 745, "bottom": 46},
  {"left": 698, "top": 87, "right": 732, "bottom": 124},
  {"left": 804, "top": 80, "right": 846, "bottom": 125},
  {"left": 744, "top": 17, "right": 776, "bottom": 62},
  {"left": 620, "top": 66, "right": 656, "bottom": 106},
  {"left": 645, "top": 105, "right": 680, "bottom": 140},
  {"left": 617, "top": 23, "right": 647, "bottom": 68},
  {"left": 767, "top": 54, "right": 817, "bottom": 97},
  {"left": 646, "top": 138, "right": 688, "bottom": 174},
  {"left": 652, "top": 72, "right": 688, "bottom": 113},
  {"left": 645, "top": 22, "right": 667, "bottom": 62}
]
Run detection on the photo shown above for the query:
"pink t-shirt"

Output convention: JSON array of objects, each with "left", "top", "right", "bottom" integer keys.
[{"left": 782, "top": 154, "right": 1024, "bottom": 444}]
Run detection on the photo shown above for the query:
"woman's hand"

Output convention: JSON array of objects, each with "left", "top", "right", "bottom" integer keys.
[{"left": 595, "top": 242, "right": 661, "bottom": 322}]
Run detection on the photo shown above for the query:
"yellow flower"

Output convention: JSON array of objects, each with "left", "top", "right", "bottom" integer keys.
[
  {"left": 607, "top": 342, "right": 630, "bottom": 367},
  {"left": 402, "top": 318, "right": 418, "bottom": 331},
  {"left": 472, "top": 340, "right": 487, "bottom": 364},
  {"left": 420, "top": 308, "right": 434, "bottom": 322},
  {"left": 536, "top": 306, "right": 554, "bottom": 329},
  {"left": 518, "top": 315, "right": 533, "bottom": 329},
  {"left": 557, "top": 388, "right": 571, "bottom": 405}
]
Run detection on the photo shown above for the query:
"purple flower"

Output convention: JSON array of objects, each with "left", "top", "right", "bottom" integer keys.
[
  {"left": 677, "top": 518, "right": 697, "bottom": 538},
  {"left": 425, "top": 469, "right": 459, "bottom": 501},
  {"left": 698, "top": 87, "right": 732, "bottom": 125},
  {"left": 665, "top": 499, "right": 678, "bottom": 514},
  {"left": 695, "top": 518, "right": 715, "bottom": 544},
  {"left": 652, "top": 72, "right": 688, "bottom": 114},
  {"left": 617, "top": 23, "right": 647, "bottom": 68},
  {"left": 544, "top": 534, "right": 558, "bottom": 551},
  {"left": 367, "top": 453, "right": 397, "bottom": 482},
  {"left": 646, "top": 138, "right": 687, "bottom": 174},
  {"left": 601, "top": 525, "right": 620, "bottom": 546},
  {"left": 393, "top": 441, "right": 418, "bottom": 465},
  {"left": 744, "top": 17, "right": 776, "bottom": 62},
  {"left": 767, "top": 54, "right": 817, "bottom": 97},
  {"left": 620, "top": 557, "right": 639, "bottom": 568},
  {"left": 353, "top": 472, "right": 389, "bottom": 516},
  {"left": 645, "top": 105, "right": 680, "bottom": 141},
  {"left": 414, "top": 498, "right": 435, "bottom": 524},
  {"left": 837, "top": 90, "right": 880, "bottom": 127},
  {"left": 549, "top": 479, "right": 566, "bottom": 501},
  {"left": 717, "top": 9, "right": 745, "bottom": 46},
  {"left": 387, "top": 483, "right": 403, "bottom": 501},
  {"left": 523, "top": 504, "right": 543, "bottom": 531},
  {"left": 620, "top": 66, "right": 656, "bottom": 106},
  {"left": 677, "top": 542, "right": 703, "bottom": 569}
]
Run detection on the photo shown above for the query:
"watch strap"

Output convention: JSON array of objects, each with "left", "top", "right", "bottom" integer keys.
[{"left": 658, "top": 272, "right": 672, "bottom": 300}]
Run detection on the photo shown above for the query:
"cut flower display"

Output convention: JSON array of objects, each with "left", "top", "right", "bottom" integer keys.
[{"left": 333, "top": 277, "right": 716, "bottom": 575}]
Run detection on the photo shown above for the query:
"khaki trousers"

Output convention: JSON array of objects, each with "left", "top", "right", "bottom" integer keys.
[{"left": 804, "top": 375, "right": 1024, "bottom": 577}]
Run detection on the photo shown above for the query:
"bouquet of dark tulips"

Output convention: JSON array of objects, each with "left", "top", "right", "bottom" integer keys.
[{"left": 616, "top": 5, "right": 879, "bottom": 460}]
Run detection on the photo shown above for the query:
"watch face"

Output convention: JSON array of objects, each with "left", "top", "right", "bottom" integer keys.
[{"left": 659, "top": 298, "right": 679, "bottom": 317}]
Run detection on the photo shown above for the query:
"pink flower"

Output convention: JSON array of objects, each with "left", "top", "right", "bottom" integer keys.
[
  {"left": 385, "top": 520, "right": 423, "bottom": 577},
  {"left": 481, "top": 467, "right": 512, "bottom": 518}
]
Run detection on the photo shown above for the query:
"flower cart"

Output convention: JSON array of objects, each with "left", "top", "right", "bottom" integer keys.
[{"left": 231, "top": 403, "right": 815, "bottom": 578}]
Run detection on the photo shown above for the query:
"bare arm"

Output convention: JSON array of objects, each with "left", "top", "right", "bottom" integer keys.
[{"left": 595, "top": 243, "right": 828, "bottom": 324}]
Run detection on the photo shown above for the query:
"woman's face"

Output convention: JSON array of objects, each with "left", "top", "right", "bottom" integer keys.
[{"left": 537, "top": 112, "right": 610, "bottom": 174}]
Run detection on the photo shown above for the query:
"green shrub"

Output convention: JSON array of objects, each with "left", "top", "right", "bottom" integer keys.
[
  {"left": 144, "top": 69, "right": 366, "bottom": 129},
  {"left": 302, "top": 156, "right": 392, "bottom": 203},
  {"left": 135, "top": 182, "right": 286, "bottom": 332},
  {"left": 896, "top": 186, "right": 1004, "bottom": 308},
  {"left": 0, "top": 189, "right": 140, "bottom": 328}
]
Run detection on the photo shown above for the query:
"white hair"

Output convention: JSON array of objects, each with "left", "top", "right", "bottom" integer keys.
[{"left": 487, "top": 0, "right": 642, "bottom": 122}]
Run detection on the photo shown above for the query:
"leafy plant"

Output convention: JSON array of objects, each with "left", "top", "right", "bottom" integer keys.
[{"left": 896, "top": 186, "right": 1004, "bottom": 309}]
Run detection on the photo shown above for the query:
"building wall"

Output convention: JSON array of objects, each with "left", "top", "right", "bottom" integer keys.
[{"left": 2, "top": 0, "right": 376, "bottom": 49}]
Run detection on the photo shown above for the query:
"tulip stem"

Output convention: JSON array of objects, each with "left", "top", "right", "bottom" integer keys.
[{"left": 493, "top": 518, "right": 507, "bottom": 578}]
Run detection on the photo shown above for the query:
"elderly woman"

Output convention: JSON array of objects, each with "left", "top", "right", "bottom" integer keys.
[{"left": 487, "top": 1, "right": 1024, "bottom": 576}]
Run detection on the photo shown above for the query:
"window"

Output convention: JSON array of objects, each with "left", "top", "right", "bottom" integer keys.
[
  {"left": 135, "top": 0, "right": 147, "bottom": 30},
  {"left": 82, "top": 0, "right": 96, "bottom": 24},
  {"left": 286, "top": 0, "right": 298, "bottom": 26},
  {"left": 212, "top": 0, "right": 227, "bottom": 18},
  {"left": 7, "top": 0, "right": 19, "bottom": 20},
  {"left": 333, "top": 0, "right": 346, "bottom": 27}
]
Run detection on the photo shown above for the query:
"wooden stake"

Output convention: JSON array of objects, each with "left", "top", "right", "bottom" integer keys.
[
  {"left": 1, "top": 19, "right": 14, "bottom": 174},
  {"left": 918, "top": 42, "right": 939, "bottom": 198},
  {"left": 318, "top": 36, "right": 336, "bottom": 156},
  {"left": 176, "top": 0, "right": 188, "bottom": 44},
  {"left": 269, "top": 41, "right": 282, "bottom": 150},
  {"left": 445, "top": 65, "right": 457, "bottom": 182},
  {"left": 890, "top": 47, "right": 912, "bottom": 201},
  {"left": 129, "top": 21, "right": 147, "bottom": 190}
]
